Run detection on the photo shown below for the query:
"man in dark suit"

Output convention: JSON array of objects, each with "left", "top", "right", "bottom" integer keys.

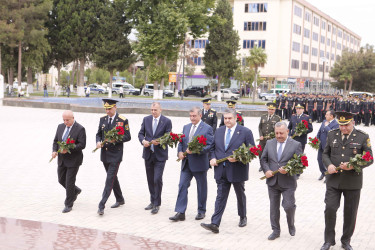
[
  {"left": 200, "top": 109, "right": 255, "bottom": 233},
  {"left": 316, "top": 110, "right": 339, "bottom": 181},
  {"left": 201, "top": 98, "right": 217, "bottom": 133},
  {"left": 320, "top": 112, "right": 373, "bottom": 250},
  {"left": 52, "top": 110, "right": 86, "bottom": 213},
  {"left": 138, "top": 102, "right": 172, "bottom": 214},
  {"left": 95, "top": 99, "right": 131, "bottom": 216},
  {"left": 260, "top": 121, "right": 303, "bottom": 240},
  {"left": 219, "top": 100, "right": 244, "bottom": 127},
  {"left": 169, "top": 107, "right": 214, "bottom": 222},
  {"left": 288, "top": 103, "right": 313, "bottom": 152}
]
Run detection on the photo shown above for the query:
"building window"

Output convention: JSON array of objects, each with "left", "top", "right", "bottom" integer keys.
[
  {"left": 337, "top": 43, "right": 341, "bottom": 50},
  {"left": 245, "top": 3, "right": 268, "bottom": 13},
  {"left": 244, "top": 21, "right": 267, "bottom": 31},
  {"left": 312, "top": 32, "right": 318, "bottom": 41},
  {"left": 350, "top": 37, "right": 353, "bottom": 44},
  {"left": 190, "top": 57, "right": 203, "bottom": 66},
  {"left": 326, "top": 65, "right": 329, "bottom": 72},
  {"left": 343, "top": 45, "right": 346, "bottom": 50},
  {"left": 328, "top": 24, "right": 331, "bottom": 32},
  {"left": 327, "top": 38, "right": 330, "bottom": 46},
  {"left": 302, "top": 61, "right": 308, "bottom": 70},
  {"left": 331, "top": 53, "right": 335, "bottom": 61},
  {"left": 321, "top": 36, "right": 325, "bottom": 44},
  {"left": 190, "top": 39, "right": 209, "bottom": 49},
  {"left": 243, "top": 40, "right": 266, "bottom": 49},
  {"left": 291, "top": 59, "right": 299, "bottom": 69},
  {"left": 332, "top": 27, "right": 336, "bottom": 35},
  {"left": 312, "top": 47, "right": 318, "bottom": 56},
  {"left": 304, "top": 28, "right": 310, "bottom": 38},
  {"left": 292, "top": 42, "right": 300, "bottom": 52},
  {"left": 303, "top": 45, "right": 309, "bottom": 54},
  {"left": 305, "top": 12, "right": 311, "bottom": 22},
  {"left": 311, "top": 63, "right": 317, "bottom": 71},
  {"left": 332, "top": 41, "right": 335, "bottom": 47},
  {"left": 293, "top": 24, "right": 301, "bottom": 35},
  {"left": 294, "top": 5, "right": 302, "bottom": 17},
  {"left": 313, "top": 16, "right": 320, "bottom": 26},
  {"left": 321, "top": 21, "right": 326, "bottom": 30},
  {"left": 319, "top": 64, "right": 323, "bottom": 72},
  {"left": 338, "top": 30, "right": 342, "bottom": 38},
  {"left": 326, "top": 52, "right": 330, "bottom": 59},
  {"left": 320, "top": 50, "right": 324, "bottom": 57}
]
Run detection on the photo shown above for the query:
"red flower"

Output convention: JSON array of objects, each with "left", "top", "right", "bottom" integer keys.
[
  {"left": 170, "top": 132, "right": 173, "bottom": 136},
  {"left": 257, "top": 144, "right": 262, "bottom": 151},
  {"left": 301, "top": 155, "right": 307, "bottom": 161},
  {"left": 302, "top": 120, "right": 308, "bottom": 128},
  {"left": 66, "top": 138, "right": 70, "bottom": 144},
  {"left": 237, "top": 114, "right": 243, "bottom": 122},
  {"left": 180, "top": 134, "right": 186, "bottom": 138},
  {"left": 116, "top": 126, "right": 125, "bottom": 135},
  {"left": 362, "top": 152, "right": 373, "bottom": 162},
  {"left": 180, "top": 139, "right": 182, "bottom": 142},
  {"left": 302, "top": 160, "right": 309, "bottom": 167},
  {"left": 70, "top": 139, "right": 75, "bottom": 144},
  {"left": 309, "top": 137, "right": 312, "bottom": 139}
]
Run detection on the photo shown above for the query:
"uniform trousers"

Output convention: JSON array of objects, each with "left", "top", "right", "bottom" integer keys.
[
  {"left": 145, "top": 152, "right": 166, "bottom": 206},
  {"left": 317, "top": 148, "right": 327, "bottom": 175},
  {"left": 364, "top": 112, "right": 371, "bottom": 126},
  {"left": 174, "top": 161, "right": 207, "bottom": 214},
  {"left": 317, "top": 108, "right": 324, "bottom": 122},
  {"left": 57, "top": 164, "right": 81, "bottom": 207},
  {"left": 211, "top": 167, "right": 246, "bottom": 226},
  {"left": 324, "top": 186, "right": 361, "bottom": 245},
  {"left": 267, "top": 183, "right": 296, "bottom": 234},
  {"left": 99, "top": 162, "right": 124, "bottom": 209}
]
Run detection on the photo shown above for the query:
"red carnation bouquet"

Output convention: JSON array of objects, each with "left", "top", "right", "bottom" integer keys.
[
  {"left": 157, "top": 132, "right": 185, "bottom": 150},
  {"left": 93, "top": 126, "right": 125, "bottom": 153},
  {"left": 308, "top": 137, "right": 320, "bottom": 150},
  {"left": 237, "top": 114, "right": 244, "bottom": 125},
  {"left": 49, "top": 137, "right": 76, "bottom": 162},
  {"left": 260, "top": 154, "right": 308, "bottom": 180},
  {"left": 177, "top": 135, "right": 207, "bottom": 162},
  {"left": 216, "top": 144, "right": 262, "bottom": 165},
  {"left": 325, "top": 151, "right": 373, "bottom": 175},
  {"left": 291, "top": 120, "right": 308, "bottom": 138}
]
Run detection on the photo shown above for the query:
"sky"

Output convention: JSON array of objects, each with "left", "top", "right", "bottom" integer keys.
[{"left": 307, "top": 0, "right": 374, "bottom": 46}]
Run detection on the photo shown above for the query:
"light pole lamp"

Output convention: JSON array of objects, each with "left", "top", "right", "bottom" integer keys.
[{"left": 320, "top": 57, "right": 328, "bottom": 92}]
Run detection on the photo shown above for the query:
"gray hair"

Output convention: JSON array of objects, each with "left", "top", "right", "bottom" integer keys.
[
  {"left": 151, "top": 102, "right": 161, "bottom": 108},
  {"left": 223, "top": 108, "right": 236, "bottom": 118},
  {"left": 275, "top": 121, "right": 288, "bottom": 129},
  {"left": 190, "top": 107, "right": 202, "bottom": 115}
]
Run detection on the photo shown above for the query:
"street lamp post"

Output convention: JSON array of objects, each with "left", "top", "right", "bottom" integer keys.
[
  {"left": 181, "top": 36, "right": 186, "bottom": 100},
  {"left": 320, "top": 57, "right": 327, "bottom": 92}
]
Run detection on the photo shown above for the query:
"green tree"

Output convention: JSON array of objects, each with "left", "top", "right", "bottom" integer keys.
[
  {"left": 203, "top": 0, "right": 240, "bottom": 101},
  {"left": 246, "top": 46, "right": 268, "bottom": 102}
]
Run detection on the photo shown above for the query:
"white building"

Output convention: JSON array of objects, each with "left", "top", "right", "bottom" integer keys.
[{"left": 180, "top": 0, "right": 361, "bottom": 88}]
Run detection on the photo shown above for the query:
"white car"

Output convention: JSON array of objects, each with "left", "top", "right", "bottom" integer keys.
[{"left": 211, "top": 89, "right": 240, "bottom": 100}]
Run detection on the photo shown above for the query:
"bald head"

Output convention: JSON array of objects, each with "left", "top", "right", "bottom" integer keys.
[{"left": 62, "top": 110, "right": 74, "bottom": 127}]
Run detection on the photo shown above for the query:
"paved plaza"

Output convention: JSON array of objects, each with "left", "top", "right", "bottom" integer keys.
[{"left": 0, "top": 105, "right": 374, "bottom": 250}]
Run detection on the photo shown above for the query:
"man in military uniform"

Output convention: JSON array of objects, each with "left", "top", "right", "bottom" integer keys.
[
  {"left": 361, "top": 94, "right": 373, "bottom": 127},
  {"left": 219, "top": 100, "right": 244, "bottom": 127},
  {"left": 316, "top": 94, "right": 325, "bottom": 123},
  {"left": 201, "top": 98, "right": 218, "bottom": 133},
  {"left": 288, "top": 104, "right": 313, "bottom": 152},
  {"left": 306, "top": 93, "right": 316, "bottom": 122},
  {"left": 280, "top": 92, "right": 287, "bottom": 119},
  {"left": 95, "top": 99, "right": 132, "bottom": 216},
  {"left": 320, "top": 112, "right": 373, "bottom": 250},
  {"left": 335, "top": 95, "right": 346, "bottom": 112},
  {"left": 285, "top": 93, "right": 295, "bottom": 121},
  {"left": 275, "top": 93, "right": 281, "bottom": 117},
  {"left": 258, "top": 103, "right": 281, "bottom": 171}
]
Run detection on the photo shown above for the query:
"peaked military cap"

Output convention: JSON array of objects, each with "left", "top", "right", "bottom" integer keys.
[
  {"left": 266, "top": 102, "right": 276, "bottom": 109},
  {"left": 336, "top": 111, "right": 354, "bottom": 125},
  {"left": 295, "top": 103, "right": 305, "bottom": 109},
  {"left": 202, "top": 98, "right": 212, "bottom": 104},
  {"left": 102, "top": 98, "right": 118, "bottom": 109},
  {"left": 226, "top": 100, "right": 237, "bottom": 108}
]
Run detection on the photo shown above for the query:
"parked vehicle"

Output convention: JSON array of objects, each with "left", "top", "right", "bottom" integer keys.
[
  {"left": 349, "top": 91, "right": 373, "bottom": 98},
  {"left": 178, "top": 86, "right": 207, "bottom": 97},
  {"left": 112, "top": 82, "right": 140, "bottom": 95},
  {"left": 259, "top": 88, "right": 290, "bottom": 101},
  {"left": 84, "top": 83, "right": 107, "bottom": 94},
  {"left": 211, "top": 88, "right": 240, "bottom": 100},
  {"left": 144, "top": 83, "right": 174, "bottom": 97}
]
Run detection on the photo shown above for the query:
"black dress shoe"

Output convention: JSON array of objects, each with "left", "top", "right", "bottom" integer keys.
[
  {"left": 268, "top": 232, "right": 280, "bottom": 240},
  {"left": 111, "top": 201, "right": 125, "bottom": 208},
  {"left": 201, "top": 223, "right": 219, "bottom": 233},
  {"left": 320, "top": 242, "right": 335, "bottom": 250},
  {"left": 145, "top": 203, "right": 154, "bottom": 210},
  {"left": 62, "top": 206, "right": 72, "bottom": 213},
  {"left": 151, "top": 206, "right": 159, "bottom": 214},
  {"left": 341, "top": 242, "right": 353, "bottom": 250},
  {"left": 97, "top": 208, "right": 104, "bottom": 215},
  {"left": 239, "top": 216, "right": 247, "bottom": 227},
  {"left": 289, "top": 226, "right": 296, "bottom": 236},
  {"left": 195, "top": 213, "right": 205, "bottom": 220},
  {"left": 169, "top": 212, "right": 185, "bottom": 221},
  {"left": 73, "top": 189, "right": 82, "bottom": 202},
  {"left": 318, "top": 174, "right": 324, "bottom": 180}
]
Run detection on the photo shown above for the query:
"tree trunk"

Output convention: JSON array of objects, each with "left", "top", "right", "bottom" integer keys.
[
  {"left": 26, "top": 67, "right": 33, "bottom": 96},
  {"left": 9, "top": 67, "right": 14, "bottom": 87},
  {"left": 17, "top": 41, "right": 22, "bottom": 85},
  {"left": 77, "top": 57, "right": 85, "bottom": 96},
  {"left": 108, "top": 71, "right": 113, "bottom": 98},
  {"left": 217, "top": 76, "right": 221, "bottom": 102},
  {"left": 57, "top": 60, "right": 61, "bottom": 86},
  {"left": 70, "top": 60, "right": 76, "bottom": 93},
  {"left": 252, "top": 66, "right": 258, "bottom": 103},
  {"left": 348, "top": 78, "right": 353, "bottom": 92},
  {"left": 344, "top": 79, "right": 347, "bottom": 94}
]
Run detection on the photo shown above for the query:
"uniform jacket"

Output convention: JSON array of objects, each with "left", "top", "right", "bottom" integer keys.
[
  {"left": 288, "top": 114, "right": 313, "bottom": 145},
  {"left": 53, "top": 122, "right": 86, "bottom": 168},
  {"left": 316, "top": 119, "right": 339, "bottom": 150},
  {"left": 210, "top": 125, "right": 255, "bottom": 182},
  {"left": 96, "top": 113, "right": 131, "bottom": 163},
  {"left": 178, "top": 121, "right": 214, "bottom": 172},
  {"left": 260, "top": 138, "right": 303, "bottom": 188},
  {"left": 220, "top": 111, "right": 244, "bottom": 127},
  {"left": 202, "top": 108, "right": 218, "bottom": 133},
  {"left": 323, "top": 128, "right": 373, "bottom": 189},
  {"left": 138, "top": 115, "right": 172, "bottom": 162}
]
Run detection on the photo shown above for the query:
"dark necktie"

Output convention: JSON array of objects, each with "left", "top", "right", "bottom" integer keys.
[
  {"left": 108, "top": 118, "right": 112, "bottom": 128},
  {"left": 343, "top": 135, "right": 348, "bottom": 144}
]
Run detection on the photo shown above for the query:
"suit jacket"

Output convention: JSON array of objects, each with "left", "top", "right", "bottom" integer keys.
[
  {"left": 316, "top": 119, "right": 339, "bottom": 150},
  {"left": 288, "top": 114, "right": 313, "bottom": 145},
  {"left": 210, "top": 125, "right": 255, "bottom": 183},
  {"left": 260, "top": 138, "right": 303, "bottom": 188},
  {"left": 95, "top": 113, "right": 131, "bottom": 163},
  {"left": 219, "top": 111, "right": 244, "bottom": 127},
  {"left": 323, "top": 128, "right": 373, "bottom": 190},
  {"left": 178, "top": 121, "right": 214, "bottom": 172},
  {"left": 53, "top": 122, "right": 86, "bottom": 168},
  {"left": 138, "top": 115, "right": 172, "bottom": 161}
]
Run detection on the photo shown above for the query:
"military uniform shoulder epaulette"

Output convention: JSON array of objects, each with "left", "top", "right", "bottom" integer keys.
[
  {"left": 356, "top": 129, "right": 368, "bottom": 135},
  {"left": 118, "top": 115, "right": 127, "bottom": 120},
  {"left": 303, "top": 114, "right": 309, "bottom": 117},
  {"left": 237, "top": 111, "right": 242, "bottom": 114},
  {"left": 328, "top": 128, "right": 340, "bottom": 133},
  {"left": 101, "top": 115, "right": 107, "bottom": 118},
  {"left": 211, "top": 108, "right": 216, "bottom": 112},
  {"left": 275, "top": 115, "right": 281, "bottom": 119}
]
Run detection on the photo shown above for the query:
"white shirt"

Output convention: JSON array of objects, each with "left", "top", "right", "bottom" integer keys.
[
  {"left": 63, "top": 121, "right": 75, "bottom": 138},
  {"left": 108, "top": 113, "right": 116, "bottom": 124},
  {"left": 277, "top": 137, "right": 288, "bottom": 155},
  {"left": 225, "top": 123, "right": 237, "bottom": 142}
]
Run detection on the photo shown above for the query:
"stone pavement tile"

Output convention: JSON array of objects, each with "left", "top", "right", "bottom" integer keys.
[{"left": 0, "top": 106, "right": 374, "bottom": 249}]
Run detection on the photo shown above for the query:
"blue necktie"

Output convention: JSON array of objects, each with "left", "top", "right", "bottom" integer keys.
[
  {"left": 225, "top": 129, "right": 231, "bottom": 150},
  {"left": 151, "top": 118, "right": 157, "bottom": 152},
  {"left": 277, "top": 142, "right": 284, "bottom": 161},
  {"left": 62, "top": 127, "right": 70, "bottom": 142}
]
